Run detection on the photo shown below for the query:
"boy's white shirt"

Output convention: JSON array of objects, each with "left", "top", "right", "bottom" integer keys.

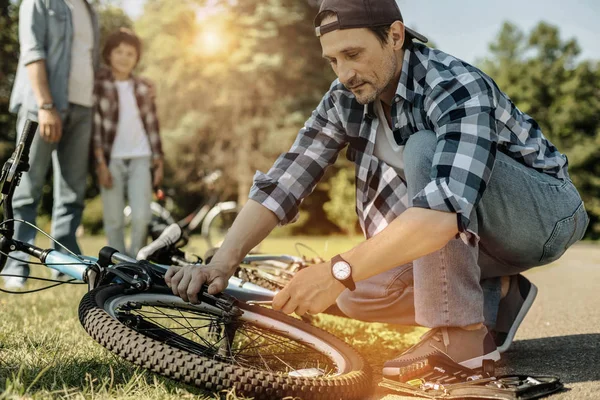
[{"left": 110, "top": 80, "right": 153, "bottom": 159}]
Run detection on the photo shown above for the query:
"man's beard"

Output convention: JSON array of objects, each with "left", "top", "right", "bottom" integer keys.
[{"left": 351, "top": 54, "right": 398, "bottom": 105}]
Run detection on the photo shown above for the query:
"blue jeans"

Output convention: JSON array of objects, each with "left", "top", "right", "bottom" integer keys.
[
  {"left": 337, "top": 130, "right": 589, "bottom": 329},
  {"left": 100, "top": 157, "right": 152, "bottom": 258},
  {"left": 1, "top": 104, "right": 92, "bottom": 281}
]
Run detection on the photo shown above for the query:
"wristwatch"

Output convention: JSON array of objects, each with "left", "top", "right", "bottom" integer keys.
[
  {"left": 40, "top": 102, "right": 55, "bottom": 111},
  {"left": 330, "top": 254, "right": 356, "bottom": 291}
]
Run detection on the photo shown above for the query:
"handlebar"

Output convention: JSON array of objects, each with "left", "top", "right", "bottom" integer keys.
[
  {"left": 2, "top": 119, "right": 37, "bottom": 195},
  {"left": 0, "top": 120, "right": 39, "bottom": 272},
  {"left": 136, "top": 223, "right": 183, "bottom": 261}
]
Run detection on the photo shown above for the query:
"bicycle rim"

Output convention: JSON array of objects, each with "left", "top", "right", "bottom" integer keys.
[{"left": 205, "top": 208, "right": 237, "bottom": 248}]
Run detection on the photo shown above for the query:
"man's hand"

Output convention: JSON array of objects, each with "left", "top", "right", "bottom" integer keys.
[
  {"left": 38, "top": 108, "right": 62, "bottom": 143},
  {"left": 152, "top": 158, "right": 164, "bottom": 188},
  {"left": 96, "top": 164, "right": 113, "bottom": 189},
  {"left": 165, "top": 260, "right": 235, "bottom": 303},
  {"left": 272, "top": 262, "right": 346, "bottom": 317}
]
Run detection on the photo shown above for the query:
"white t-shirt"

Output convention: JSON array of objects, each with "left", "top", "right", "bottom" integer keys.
[
  {"left": 111, "top": 80, "right": 152, "bottom": 159},
  {"left": 67, "top": 0, "right": 94, "bottom": 107},
  {"left": 372, "top": 100, "right": 406, "bottom": 179}
]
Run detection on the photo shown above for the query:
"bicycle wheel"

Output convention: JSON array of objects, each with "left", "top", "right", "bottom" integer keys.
[
  {"left": 124, "top": 202, "right": 176, "bottom": 242},
  {"left": 79, "top": 285, "right": 370, "bottom": 399},
  {"left": 202, "top": 202, "right": 237, "bottom": 249}
]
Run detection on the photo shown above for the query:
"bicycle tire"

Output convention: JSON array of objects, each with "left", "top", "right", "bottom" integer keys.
[
  {"left": 79, "top": 285, "right": 371, "bottom": 399},
  {"left": 202, "top": 202, "right": 237, "bottom": 249}
]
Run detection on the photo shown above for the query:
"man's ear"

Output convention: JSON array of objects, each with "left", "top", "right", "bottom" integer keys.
[{"left": 389, "top": 21, "right": 406, "bottom": 50}]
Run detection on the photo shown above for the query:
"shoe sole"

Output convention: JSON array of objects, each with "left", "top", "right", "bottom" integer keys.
[
  {"left": 2, "top": 275, "right": 27, "bottom": 289},
  {"left": 497, "top": 281, "right": 538, "bottom": 353},
  {"left": 460, "top": 349, "right": 501, "bottom": 370},
  {"left": 382, "top": 349, "right": 501, "bottom": 377}
]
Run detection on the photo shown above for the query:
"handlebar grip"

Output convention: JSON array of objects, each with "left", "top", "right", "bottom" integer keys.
[
  {"left": 136, "top": 223, "right": 183, "bottom": 260},
  {"left": 19, "top": 119, "right": 38, "bottom": 165}
]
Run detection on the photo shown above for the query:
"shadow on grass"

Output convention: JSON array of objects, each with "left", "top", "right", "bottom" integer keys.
[
  {"left": 499, "top": 333, "right": 600, "bottom": 384},
  {"left": 0, "top": 358, "right": 211, "bottom": 397}
]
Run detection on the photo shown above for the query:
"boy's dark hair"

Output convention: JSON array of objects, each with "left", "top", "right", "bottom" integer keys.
[
  {"left": 315, "top": 10, "right": 413, "bottom": 50},
  {"left": 102, "top": 28, "right": 142, "bottom": 66}
]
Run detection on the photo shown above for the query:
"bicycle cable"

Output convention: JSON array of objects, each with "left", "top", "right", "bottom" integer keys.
[
  {"left": 0, "top": 274, "right": 85, "bottom": 294},
  {"left": 0, "top": 219, "right": 101, "bottom": 293},
  {"left": 1, "top": 218, "right": 90, "bottom": 262},
  {"left": 294, "top": 242, "right": 322, "bottom": 260}
]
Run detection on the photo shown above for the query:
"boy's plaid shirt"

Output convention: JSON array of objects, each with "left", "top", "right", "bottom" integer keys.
[
  {"left": 249, "top": 44, "right": 569, "bottom": 242},
  {"left": 92, "top": 67, "right": 163, "bottom": 165}
]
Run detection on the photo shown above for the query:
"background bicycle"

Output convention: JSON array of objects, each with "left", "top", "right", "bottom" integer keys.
[
  {"left": 124, "top": 170, "right": 238, "bottom": 250},
  {"left": 0, "top": 121, "right": 370, "bottom": 400}
]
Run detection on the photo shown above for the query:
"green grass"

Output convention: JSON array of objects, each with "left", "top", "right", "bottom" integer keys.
[{"left": 0, "top": 235, "right": 423, "bottom": 399}]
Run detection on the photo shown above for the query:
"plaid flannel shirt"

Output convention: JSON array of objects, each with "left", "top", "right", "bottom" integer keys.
[
  {"left": 249, "top": 43, "right": 568, "bottom": 241},
  {"left": 92, "top": 67, "right": 163, "bottom": 165}
]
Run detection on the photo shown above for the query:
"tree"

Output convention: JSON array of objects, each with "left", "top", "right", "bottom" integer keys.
[
  {"left": 134, "top": 0, "right": 341, "bottom": 232},
  {"left": 0, "top": 0, "right": 20, "bottom": 160},
  {"left": 95, "top": 2, "right": 133, "bottom": 52},
  {"left": 480, "top": 22, "right": 600, "bottom": 238}
]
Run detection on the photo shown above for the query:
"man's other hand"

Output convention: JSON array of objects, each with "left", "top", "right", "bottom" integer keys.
[
  {"left": 38, "top": 108, "right": 62, "bottom": 143},
  {"left": 272, "top": 262, "right": 346, "bottom": 317}
]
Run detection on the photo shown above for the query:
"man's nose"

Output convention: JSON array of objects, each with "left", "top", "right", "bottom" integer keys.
[{"left": 338, "top": 63, "right": 357, "bottom": 86}]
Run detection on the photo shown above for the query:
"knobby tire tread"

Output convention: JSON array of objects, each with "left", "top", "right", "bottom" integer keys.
[{"left": 78, "top": 285, "right": 371, "bottom": 399}]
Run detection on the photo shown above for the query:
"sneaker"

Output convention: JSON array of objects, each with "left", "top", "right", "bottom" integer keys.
[
  {"left": 2, "top": 276, "right": 26, "bottom": 289},
  {"left": 493, "top": 274, "right": 537, "bottom": 353},
  {"left": 382, "top": 326, "right": 500, "bottom": 377}
]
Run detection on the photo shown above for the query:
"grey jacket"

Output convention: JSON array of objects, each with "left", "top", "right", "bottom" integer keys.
[{"left": 9, "top": 0, "right": 100, "bottom": 113}]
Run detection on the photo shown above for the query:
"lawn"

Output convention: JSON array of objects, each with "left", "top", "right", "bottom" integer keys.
[{"left": 0, "top": 234, "right": 423, "bottom": 399}]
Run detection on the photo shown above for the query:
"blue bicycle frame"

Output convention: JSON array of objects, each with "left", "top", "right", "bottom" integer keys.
[{"left": 41, "top": 249, "right": 276, "bottom": 302}]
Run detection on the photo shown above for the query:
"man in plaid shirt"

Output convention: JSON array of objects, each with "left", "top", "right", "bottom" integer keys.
[{"left": 166, "top": 0, "right": 588, "bottom": 372}]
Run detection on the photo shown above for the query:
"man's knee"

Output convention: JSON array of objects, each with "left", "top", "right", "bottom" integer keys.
[
  {"left": 404, "top": 131, "right": 437, "bottom": 170},
  {"left": 336, "top": 265, "right": 414, "bottom": 322},
  {"left": 336, "top": 289, "right": 371, "bottom": 320}
]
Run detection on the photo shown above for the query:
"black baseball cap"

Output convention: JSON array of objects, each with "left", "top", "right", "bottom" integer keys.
[{"left": 314, "top": 0, "right": 428, "bottom": 43}]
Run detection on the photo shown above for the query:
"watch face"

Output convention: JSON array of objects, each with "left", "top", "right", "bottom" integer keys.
[{"left": 332, "top": 261, "right": 351, "bottom": 280}]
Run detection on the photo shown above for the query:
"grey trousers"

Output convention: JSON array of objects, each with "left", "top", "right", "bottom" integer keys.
[
  {"left": 1, "top": 104, "right": 92, "bottom": 279},
  {"left": 337, "top": 130, "right": 589, "bottom": 328},
  {"left": 100, "top": 156, "right": 153, "bottom": 258}
]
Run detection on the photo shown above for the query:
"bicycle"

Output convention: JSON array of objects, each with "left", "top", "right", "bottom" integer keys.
[
  {"left": 0, "top": 120, "right": 370, "bottom": 400},
  {"left": 123, "top": 170, "right": 238, "bottom": 250}
]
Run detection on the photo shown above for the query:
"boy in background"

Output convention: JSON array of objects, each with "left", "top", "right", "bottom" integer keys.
[{"left": 92, "top": 28, "right": 164, "bottom": 257}]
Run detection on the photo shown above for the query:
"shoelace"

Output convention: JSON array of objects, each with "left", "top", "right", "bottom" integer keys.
[
  {"left": 432, "top": 327, "right": 451, "bottom": 349},
  {"left": 399, "top": 327, "right": 451, "bottom": 356}
]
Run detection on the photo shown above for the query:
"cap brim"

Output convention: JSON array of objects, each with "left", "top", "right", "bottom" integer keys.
[
  {"left": 404, "top": 25, "right": 429, "bottom": 43},
  {"left": 406, "top": 26, "right": 428, "bottom": 43}
]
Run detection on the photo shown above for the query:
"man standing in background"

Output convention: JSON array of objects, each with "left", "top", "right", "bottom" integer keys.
[{"left": 2, "top": 0, "right": 99, "bottom": 288}]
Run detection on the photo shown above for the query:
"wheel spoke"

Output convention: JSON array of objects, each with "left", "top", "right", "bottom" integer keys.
[{"left": 115, "top": 301, "right": 336, "bottom": 373}]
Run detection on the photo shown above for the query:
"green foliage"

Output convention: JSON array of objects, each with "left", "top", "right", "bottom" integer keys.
[
  {"left": 0, "top": 0, "right": 20, "bottom": 161},
  {"left": 134, "top": 0, "right": 337, "bottom": 225},
  {"left": 479, "top": 22, "right": 600, "bottom": 238},
  {"left": 324, "top": 168, "right": 359, "bottom": 235},
  {"left": 96, "top": 3, "right": 134, "bottom": 56}
]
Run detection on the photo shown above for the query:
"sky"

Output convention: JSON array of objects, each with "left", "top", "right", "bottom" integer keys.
[{"left": 120, "top": 0, "right": 600, "bottom": 64}]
